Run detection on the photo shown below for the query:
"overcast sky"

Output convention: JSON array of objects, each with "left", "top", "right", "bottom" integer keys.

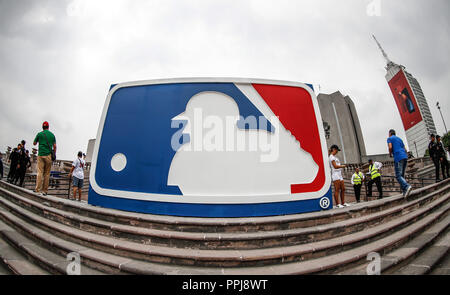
[{"left": 0, "top": 0, "right": 449, "bottom": 161}]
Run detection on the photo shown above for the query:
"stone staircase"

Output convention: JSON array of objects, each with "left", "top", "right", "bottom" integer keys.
[{"left": 0, "top": 179, "right": 449, "bottom": 275}]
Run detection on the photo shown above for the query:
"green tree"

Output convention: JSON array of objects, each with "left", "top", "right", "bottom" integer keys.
[{"left": 442, "top": 132, "right": 450, "bottom": 149}]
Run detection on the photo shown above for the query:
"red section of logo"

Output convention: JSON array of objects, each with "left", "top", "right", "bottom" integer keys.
[
  {"left": 252, "top": 84, "right": 326, "bottom": 194},
  {"left": 388, "top": 70, "right": 423, "bottom": 131}
]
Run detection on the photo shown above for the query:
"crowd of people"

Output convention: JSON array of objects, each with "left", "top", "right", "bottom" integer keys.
[
  {"left": 329, "top": 129, "right": 449, "bottom": 209},
  {"left": 329, "top": 143, "right": 388, "bottom": 208},
  {"left": 1, "top": 121, "right": 86, "bottom": 201},
  {"left": 5, "top": 140, "right": 32, "bottom": 186},
  {"left": 2, "top": 121, "right": 449, "bottom": 209}
]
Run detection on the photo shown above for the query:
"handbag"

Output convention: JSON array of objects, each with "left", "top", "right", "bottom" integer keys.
[{"left": 43, "top": 132, "right": 56, "bottom": 161}]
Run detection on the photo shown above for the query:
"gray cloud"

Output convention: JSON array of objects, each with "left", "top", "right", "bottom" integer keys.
[{"left": 0, "top": 0, "right": 449, "bottom": 161}]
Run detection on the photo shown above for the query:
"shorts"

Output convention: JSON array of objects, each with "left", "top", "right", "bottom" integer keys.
[
  {"left": 73, "top": 177, "right": 84, "bottom": 188},
  {"left": 332, "top": 172, "right": 344, "bottom": 182}
]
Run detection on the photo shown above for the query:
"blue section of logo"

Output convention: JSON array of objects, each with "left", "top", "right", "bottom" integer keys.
[
  {"left": 88, "top": 185, "right": 332, "bottom": 217},
  {"left": 95, "top": 83, "right": 273, "bottom": 195}
]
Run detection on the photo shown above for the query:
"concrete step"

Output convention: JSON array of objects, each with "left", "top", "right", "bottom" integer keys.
[
  {"left": 0, "top": 187, "right": 448, "bottom": 268},
  {"left": 339, "top": 213, "right": 450, "bottom": 275},
  {"left": 393, "top": 231, "right": 449, "bottom": 275},
  {"left": 176, "top": 205, "right": 450, "bottom": 274},
  {"left": 1, "top": 179, "right": 448, "bottom": 234},
  {"left": 416, "top": 164, "right": 437, "bottom": 179},
  {"left": 0, "top": 182, "right": 448, "bottom": 250},
  {"left": 0, "top": 217, "right": 102, "bottom": 275},
  {"left": 0, "top": 199, "right": 448, "bottom": 275},
  {"left": 429, "top": 244, "right": 450, "bottom": 275},
  {"left": 0, "top": 221, "right": 49, "bottom": 275}
]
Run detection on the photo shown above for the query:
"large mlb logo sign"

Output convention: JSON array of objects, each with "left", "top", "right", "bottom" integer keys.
[{"left": 88, "top": 78, "right": 332, "bottom": 217}]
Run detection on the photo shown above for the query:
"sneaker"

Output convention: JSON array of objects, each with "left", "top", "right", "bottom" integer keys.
[
  {"left": 337, "top": 204, "right": 344, "bottom": 208},
  {"left": 405, "top": 185, "right": 412, "bottom": 198},
  {"left": 343, "top": 203, "right": 350, "bottom": 207},
  {"left": 42, "top": 192, "right": 47, "bottom": 196}
]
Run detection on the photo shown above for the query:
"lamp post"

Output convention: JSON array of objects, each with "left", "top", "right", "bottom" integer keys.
[{"left": 436, "top": 102, "right": 448, "bottom": 134}]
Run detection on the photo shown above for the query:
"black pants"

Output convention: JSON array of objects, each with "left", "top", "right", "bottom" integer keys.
[
  {"left": 441, "top": 158, "right": 449, "bottom": 179},
  {"left": 13, "top": 168, "right": 26, "bottom": 187},
  {"left": 367, "top": 177, "right": 383, "bottom": 199},
  {"left": 7, "top": 162, "right": 17, "bottom": 181},
  {"left": 433, "top": 157, "right": 441, "bottom": 180},
  {"left": 354, "top": 184, "right": 362, "bottom": 202}
]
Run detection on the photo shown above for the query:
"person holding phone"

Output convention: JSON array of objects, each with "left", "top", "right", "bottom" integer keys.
[
  {"left": 329, "top": 145, "right": 348, "bottom": 208},
  {"left": 69, "top": 151, "right": 85, "bottom": 201}
]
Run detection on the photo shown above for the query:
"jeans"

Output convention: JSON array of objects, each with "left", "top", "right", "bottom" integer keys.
[{"left": 395, "top": 159, "right": 409, "bottom": 192}]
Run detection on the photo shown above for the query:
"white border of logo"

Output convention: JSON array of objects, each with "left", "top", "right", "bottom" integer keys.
[{"left": 89, "top": 78, "right": 331, "bottom": 204}]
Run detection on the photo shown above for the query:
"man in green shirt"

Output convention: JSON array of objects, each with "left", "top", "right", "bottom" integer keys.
[{"left": 33, "top": 121, "right": 57, "bottom": 195}]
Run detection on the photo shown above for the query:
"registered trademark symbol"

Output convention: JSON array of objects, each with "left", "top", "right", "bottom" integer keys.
[{"left": 319, "top": 197, "right": 330, "bottom": 209}]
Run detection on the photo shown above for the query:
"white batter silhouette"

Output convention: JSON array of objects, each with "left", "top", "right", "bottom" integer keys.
[{"left": 168, "top": 88, "right": 318, "bottom": 197}]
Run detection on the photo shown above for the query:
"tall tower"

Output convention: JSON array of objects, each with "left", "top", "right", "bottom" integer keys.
[{"left": 373, "top": 35, "right": 437, "bottom": 158}]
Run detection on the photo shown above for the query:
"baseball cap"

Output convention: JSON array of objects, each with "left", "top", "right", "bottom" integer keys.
[
  {"left": 330, "top": 144, "right": 340, "bottom": 151},
  {"left": 43, "top": 121, "right": 49, "bottom": 128}
]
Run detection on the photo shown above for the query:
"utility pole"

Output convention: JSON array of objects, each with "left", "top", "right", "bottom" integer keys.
[{"left": 436, "top": 102, "right": 448, "bottom": 134}]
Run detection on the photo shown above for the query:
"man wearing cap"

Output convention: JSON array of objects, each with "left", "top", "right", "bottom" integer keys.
[
  {"left": 387, "top": 129, "right": 412, "bottom": 198},
  {"left": 367, "top": 159, "right": 383, "bottom": 199},
  {"left": 33, "top": 121, "right": 56, "bottom": 195}
]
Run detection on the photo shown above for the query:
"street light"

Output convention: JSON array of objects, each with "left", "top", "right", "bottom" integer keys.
[{"left": 436, "top": 102, "right": 448, "bottom": 134}]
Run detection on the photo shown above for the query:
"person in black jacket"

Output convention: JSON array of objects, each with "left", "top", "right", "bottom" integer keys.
[
  {"left": 428, "top": 134, "right": 440, "bottom": 182},
  {"left": 436, "top": 135, "right": 449, "bottom": 179},
  {"left": 7, "top": 143, "right": 22, "bottom": 182},
  {"left": 14, "top": 149, "right": 31, "bottom": 187},
  {"left": 0, "top": 153, "right": 4, "bottom": 180}
]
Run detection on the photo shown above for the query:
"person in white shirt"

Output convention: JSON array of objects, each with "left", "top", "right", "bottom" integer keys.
[
  {"left": 351, "top": 167, "right": 365, "bottom": 203},
  {"left": 329, "top": 145, "right": 348, "bottom": 208},
  {"left": 69, "top": 151, "right": 85, "bottom": 201}
]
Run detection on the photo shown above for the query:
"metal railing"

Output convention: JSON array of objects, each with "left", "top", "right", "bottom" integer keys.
[
  {"left": 2, "top": 162, "right": 89, "bottom": 199},
  {"left": 332, "top": 174, "right": 436, "bottom": 202},
  {"left": 20, "top": 171, "right": 89, "bottom": 199},
  {"left": 2, "top": 157, "right": 438, "bottom": 202}
]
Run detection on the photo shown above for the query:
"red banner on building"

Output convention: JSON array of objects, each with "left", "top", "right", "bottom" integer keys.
[{"left": 388, "top": 70, "right": 423, "bottom": 131}]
